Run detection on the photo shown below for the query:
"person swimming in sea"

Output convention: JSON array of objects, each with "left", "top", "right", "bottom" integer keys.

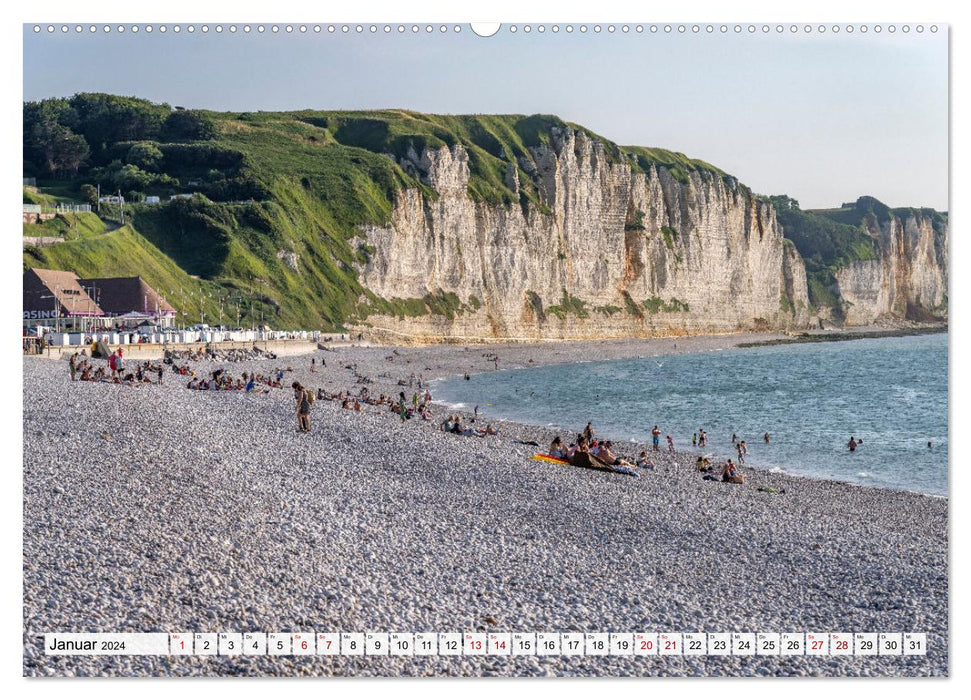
[{"left": 847, "top": 436, "right": 858, "bottom": 452}]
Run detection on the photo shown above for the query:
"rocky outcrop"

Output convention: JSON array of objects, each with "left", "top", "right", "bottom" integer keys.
[
  {"left": 357, "top": 128, "right": 812, "bottom": 341},
  {"left": 835, "top": 212, "right": 948, "bottom": 325},
  {"left": 781, "top": 241, "right": 812, "bottom": 329}
]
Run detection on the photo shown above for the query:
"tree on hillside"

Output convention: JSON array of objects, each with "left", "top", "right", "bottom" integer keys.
[
  {"left": 67, "top": 93, "right": 170, "bottom": 159},
  {"left": 767, "top": 194, "right": 800, "bottom": 211},
  {"left": 162, "top": 110, "right": 216, "bottom": 142},
  {"left": 79, "top": 184, "right": 98, "bottom": 206},
  {"left": 25, "top": 117, "right": 90, "bottom": 176},
  {"left": 126, "top": 142, "right": 164, "bottom": 171}
]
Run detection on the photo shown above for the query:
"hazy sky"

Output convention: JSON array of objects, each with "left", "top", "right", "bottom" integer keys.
[{"left": 22, "top": 25, "right": 948, "bottom": 210}]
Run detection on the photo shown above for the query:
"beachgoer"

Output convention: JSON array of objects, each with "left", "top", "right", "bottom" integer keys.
[
  {"left": 69, "top": 353, "right": 78, "bottom": 381},
  {"left": 764, "top": 432, "right": 771, "bottom": 443},
  {"left": 847, "top": 436, "right": 858, "bottom": 452},
  {"left": 293, "top": 382, "right": 311, "bottom": 433},
  {"left": 928, "top": 441, "right": 933, "bottom": 449},
  {"left": 737, "top": 440, "right": 747, "bottom": 464},
  {"left": 599, "top": 441, "right": 633, "bottom": 467},
  {"left": 732, "top": 433, "right": 738, "bottom": 445},
  {"left": 652, "top": 425, "right": 661, "bottom": 452},
  {"left": 583, "top": 422, "right": 595, "bottom": 442},
  {"left": 696, "top": 456, "right": 707, "bottom": 471},
  {"left": 667, "top": 435, "right": 675, "bottom": 453},
  {"left": 636, "top": 452, "right": 654, "bottom": 470},
  {"left": 549, "top": 437, "right": 566, "bottom": 459},
  {"left": 699, "top": 429, "right": 707, "bottom": 447},
  {"left": 311, "top": 358, "right": 316, "bottom": 373},
  {"left": 722, "top": 458, "right": 744, "bottom": 484},
  {"left": 692, "top": 432, "right": 697, "bottom": 446}
]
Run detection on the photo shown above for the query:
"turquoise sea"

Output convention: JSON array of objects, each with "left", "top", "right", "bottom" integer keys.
[{"left": 434, "top": 333, "right": 948, "bottom": 495}]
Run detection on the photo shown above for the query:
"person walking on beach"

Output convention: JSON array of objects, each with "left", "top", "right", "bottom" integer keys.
[
  {"left": 311, "top": 358, "right": 317, "bottom": 373},
  {"left": 737, "top": 440, "right": 747, "bottom": 464},
  {"left": 667, "top": 435, "right": 675, "bottom": 453},
  {"left": 652, "top": 425, "right": 661, "bottom": 452},
  {"left": 398, "top": 391, "right": 408, "bottom": 421},
  {"left": 293, "top": 382, "right": 312, "bottom": 433},
  {"left": 847, "top": 436, "right": 858, "bottom": 452},
  {"left": 69, "top": 353, "right": 78, "bottom": 381},
  {"left": 157, "top": 366, "right": 164, "bottom": 385}
]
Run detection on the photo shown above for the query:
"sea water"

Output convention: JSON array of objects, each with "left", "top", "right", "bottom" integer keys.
[{"left": 434, "top": 333, "right": 948, "bottom": 495}]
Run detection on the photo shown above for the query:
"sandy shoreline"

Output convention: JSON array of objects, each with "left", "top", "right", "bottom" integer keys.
[{"left": 22, "top": 328, "right": 948, "bottom": 676}]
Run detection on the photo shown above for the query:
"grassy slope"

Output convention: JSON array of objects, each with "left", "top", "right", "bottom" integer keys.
[
  {"left": 23, "top": 225, "right": 226, "bottom": 326},
  {"left": 23, "top": 211, "right": 105, "bottom": 239}
]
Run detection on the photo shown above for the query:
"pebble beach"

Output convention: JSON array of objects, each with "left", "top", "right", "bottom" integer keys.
[{"left": 22, "top": 333, "right": 949, "bottom": 677}]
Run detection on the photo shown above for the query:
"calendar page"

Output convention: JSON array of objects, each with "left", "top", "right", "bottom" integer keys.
[{"left": 19, "top": 0, "right": 950, "bottom": 680}]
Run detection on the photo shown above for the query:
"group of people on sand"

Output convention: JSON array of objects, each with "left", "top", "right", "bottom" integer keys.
[
  {"left": 440, "top": 414, "right": 499, "bottom": 438},
  {"left": 186, "top": 368, "right": 282, "bottom": 393},
  {"left": 695, "top": 455, "right": 744, "bottom": 483},
  {"left": 70, "top": 351, "right": 166, "bottom": 387},
  {"left": 291, "top": 372, "right": 440, "bottom": 434},
  {"left": 545, "top": 421, "right": 752, "bottom": 484},
  {"left": 549, "top": 433, "right": 652, "bottom": 472}
]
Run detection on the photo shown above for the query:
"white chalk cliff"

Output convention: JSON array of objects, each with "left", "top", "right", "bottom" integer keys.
[
  {"left": 835, "top": 212, "right": 948, "bottom": 325},
  {"left": 354, "top": 127, "right": 942, "bottom": 341}
]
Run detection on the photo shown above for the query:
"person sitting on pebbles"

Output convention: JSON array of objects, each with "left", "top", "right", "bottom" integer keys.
[
  {"left": 637, "top": 451, "right": 655, "bottom": 470},
  {"left": 722, "top": 458, "right": 745, "bottom": 484},
  {"left": 598, "top": 440, "right": 634, "bottom": 468},
  {"left": 549, "top": 436, "right": 566, "bottom": 459}
]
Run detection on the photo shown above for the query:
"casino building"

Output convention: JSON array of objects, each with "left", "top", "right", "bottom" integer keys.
[{"left": 23, "top": 268, "right": 176, "bottom": 331}]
